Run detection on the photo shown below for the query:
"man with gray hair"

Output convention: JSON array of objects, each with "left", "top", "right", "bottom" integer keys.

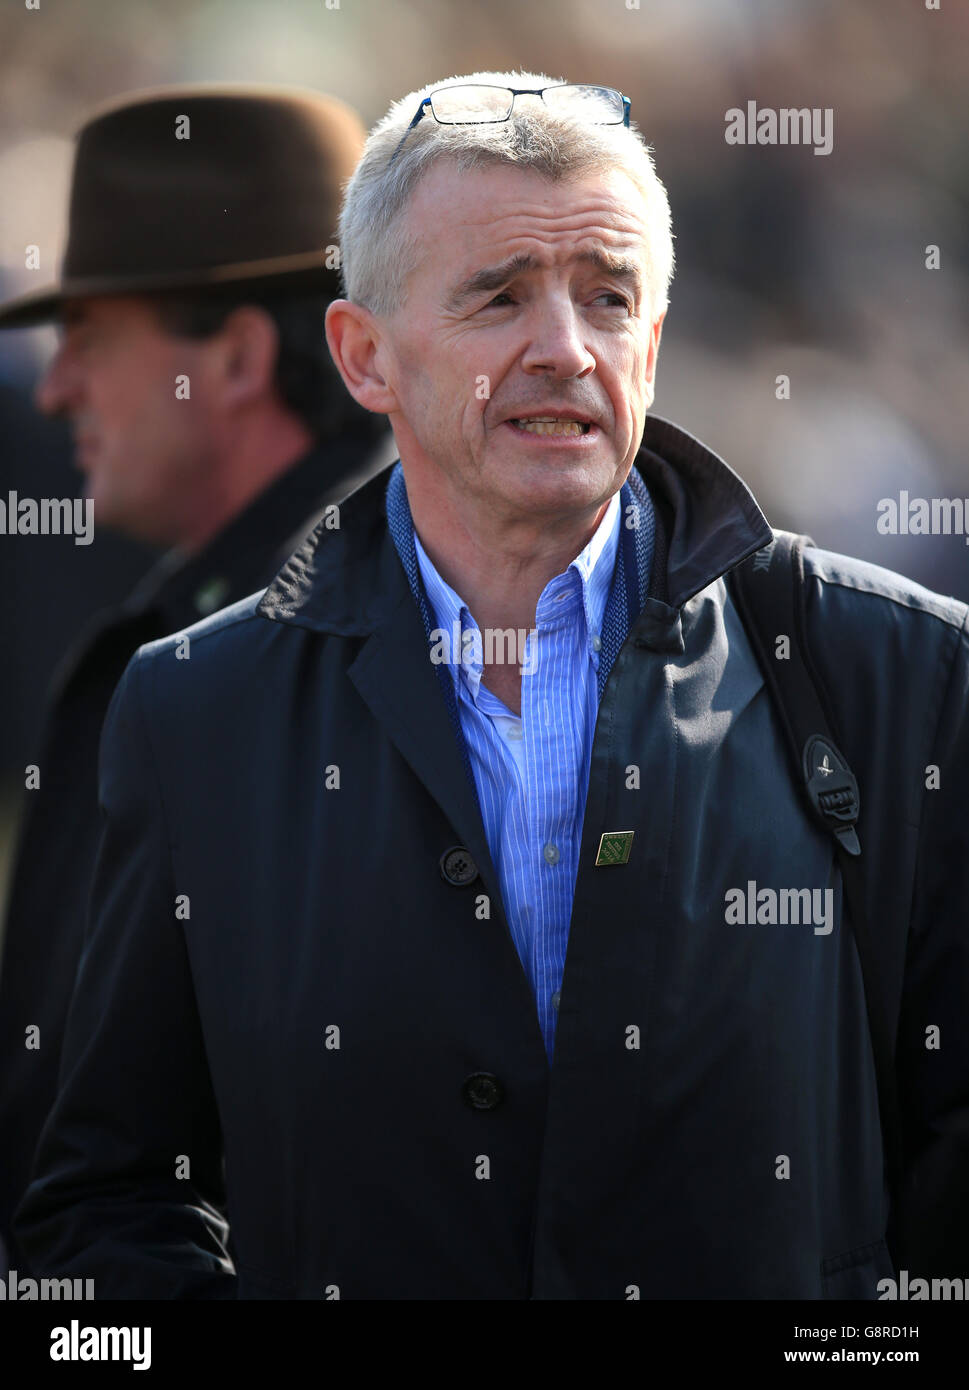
[{"left": 15, "top": 72, "right": 969, "bottom": 1299}]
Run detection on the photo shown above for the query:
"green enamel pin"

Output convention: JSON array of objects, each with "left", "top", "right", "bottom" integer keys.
[{"left": 595, "top": 830, "right": 634, "bottom": 866}]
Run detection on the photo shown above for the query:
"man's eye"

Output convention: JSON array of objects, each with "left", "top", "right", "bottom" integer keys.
[
  {"left": 592, "top": 292, "right": 630, "bottom": 309},
  {"left": 485, "top": 291, "right": 515, "bottom": 307}
]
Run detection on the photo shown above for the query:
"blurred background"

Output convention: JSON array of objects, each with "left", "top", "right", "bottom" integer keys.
[{"left": 1, "top": 0, "right": 967, "bottom": 900}]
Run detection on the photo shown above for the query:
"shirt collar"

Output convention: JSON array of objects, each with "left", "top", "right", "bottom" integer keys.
[
  {"left": 412, "top": 529, "right": 479, "bottom": 696},
  {"left": 556, "top": 488, "right": 621, "bottom": 646},
  {"left": 413, "top": 490, "right": 622, "bottom": 703}
]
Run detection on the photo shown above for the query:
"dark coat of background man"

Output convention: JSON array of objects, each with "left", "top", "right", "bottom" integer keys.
[
  {"left": 0, "top": 85, "right": 395, "bottom": 1270},
  {"left": 15, "top": 70, "right": 969, "bottom": 1299}
]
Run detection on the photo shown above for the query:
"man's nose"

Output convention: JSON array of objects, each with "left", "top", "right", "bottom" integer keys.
[
  {"left": 34, "top": 342, "right": 80, "bottom": 416},
  {"left": 521, "top": 300, "right": 596, "bottom": 378}
]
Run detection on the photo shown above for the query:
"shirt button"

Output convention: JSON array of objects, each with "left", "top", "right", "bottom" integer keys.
[
  {"left": 543, "top": 842, "right": 559, "bottom": 865},
  {"left": 551, "top": 991, "right": 561, "bottom": 1010},
  {"left": 591, "top": 634, "right": 602, "bottom": 652}
]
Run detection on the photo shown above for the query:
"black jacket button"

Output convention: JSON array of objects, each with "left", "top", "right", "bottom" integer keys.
[
  {"left": 440, "top": 846, "right": 478, "bottom": 886},
  {"left": 462, "top": 1072, "right": 504, "bottom": 1110}
]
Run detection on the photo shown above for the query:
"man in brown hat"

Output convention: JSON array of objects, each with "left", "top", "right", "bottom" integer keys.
[{"left": 0, "top": 84, "right": 393, "bottom": 1272}]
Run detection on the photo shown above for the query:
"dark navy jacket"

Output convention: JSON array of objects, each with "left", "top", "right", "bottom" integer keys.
[
  {"left": 0, "top": 420, "right": 394, "bottom": 1269},
  {"left": 15, "top": 416, "right": 969, "bottom": 1299}
]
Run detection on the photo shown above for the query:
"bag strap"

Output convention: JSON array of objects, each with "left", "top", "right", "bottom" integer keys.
[{"left": 726, "top": 532, "right": 904, "bottom": 1246}]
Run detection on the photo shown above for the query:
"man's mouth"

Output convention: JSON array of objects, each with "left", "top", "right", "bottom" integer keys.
[{"left": 507, "top": 416, "right": 593, "bottom": 437}]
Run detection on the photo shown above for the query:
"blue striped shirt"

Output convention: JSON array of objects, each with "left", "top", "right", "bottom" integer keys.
[{"left": 414, "top": 493, "right": 622, "bottom": 1058}]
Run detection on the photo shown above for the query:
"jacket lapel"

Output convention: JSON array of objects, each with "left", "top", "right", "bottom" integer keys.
[
  {"left": 346, "top": 586, "right": 505, "bottom": 917},
  {"left": 257, "top": 467, "right": 506, "bottom": 924}
]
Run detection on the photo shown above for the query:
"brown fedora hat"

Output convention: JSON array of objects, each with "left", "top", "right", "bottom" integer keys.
[{"left": 0, "top": 83, "right": 366, "bottom": 329}]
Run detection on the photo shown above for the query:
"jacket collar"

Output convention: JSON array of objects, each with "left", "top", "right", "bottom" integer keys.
[{"left": 257, "top": 415, "right": 773, "bottom": 636}]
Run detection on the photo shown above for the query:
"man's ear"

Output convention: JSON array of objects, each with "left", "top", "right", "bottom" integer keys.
[
  {"left": 325, "top": 300, "right": 399, "bottom": 414},
  {"left": 208, "top": 305, "right": 279, "bottom": 409},
  {"left": 642, "top": 305, "right": 667, "bottom": 410}
]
